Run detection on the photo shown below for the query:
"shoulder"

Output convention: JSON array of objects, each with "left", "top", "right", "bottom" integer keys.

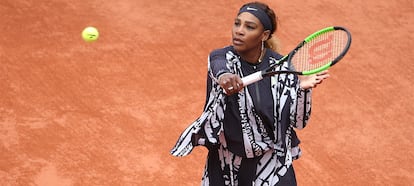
[
  {"left": 267, "top": 49, "right": 284, "bottom": 60},
  {"left": 209, "top": 46, "right": 233, "bottom": 58}
]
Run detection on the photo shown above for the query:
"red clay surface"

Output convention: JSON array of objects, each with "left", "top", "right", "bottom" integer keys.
[{"left": 1, "top": 0, "right": 413, "bottom": 185}]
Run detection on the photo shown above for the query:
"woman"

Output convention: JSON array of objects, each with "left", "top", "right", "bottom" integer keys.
[{"left": 171, "top": 2, "right": 329, "bottom": 185}]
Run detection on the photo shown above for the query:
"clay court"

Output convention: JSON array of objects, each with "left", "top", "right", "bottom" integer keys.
[{"left": 1, "top": 0, "right": 413, "bottom": 185}]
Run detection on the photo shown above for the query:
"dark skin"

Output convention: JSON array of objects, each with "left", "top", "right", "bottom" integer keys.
[{"left": 219, "top": 12, "right": 329, "bottom": 95}]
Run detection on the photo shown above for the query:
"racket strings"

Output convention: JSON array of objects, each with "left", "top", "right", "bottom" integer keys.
[{"left": 290, "top": 30, "right": 349, "bottom": 72}]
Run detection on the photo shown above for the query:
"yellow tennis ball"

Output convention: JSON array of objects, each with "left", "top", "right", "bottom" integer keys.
[{"left": 82, "top": 26, "right": 99, "bottom": 42}]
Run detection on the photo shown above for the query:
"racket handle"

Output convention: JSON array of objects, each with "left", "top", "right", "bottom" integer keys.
[{"left": 242, "top": 71, "right": 263, "bottom": 86}]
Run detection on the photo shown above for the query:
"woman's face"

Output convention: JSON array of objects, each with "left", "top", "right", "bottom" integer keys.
[{"left": 232, "top": 12, "right": 267, "bottom": 54}]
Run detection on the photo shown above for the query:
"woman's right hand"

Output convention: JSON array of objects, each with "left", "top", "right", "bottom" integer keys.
[{"left": 218, "top": 73, "right": 244, "bottom": 95}]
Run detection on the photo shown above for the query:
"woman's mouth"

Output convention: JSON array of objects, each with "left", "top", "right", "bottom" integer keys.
[{"left": 232, "top": 38, "right": 244, "bottom": 45}]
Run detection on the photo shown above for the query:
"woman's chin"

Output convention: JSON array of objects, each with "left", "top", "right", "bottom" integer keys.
[{"left": 232, "top": 45, "right": 245, "bottom": 53}]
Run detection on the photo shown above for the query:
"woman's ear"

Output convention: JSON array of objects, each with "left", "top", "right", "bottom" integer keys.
[{"left": 262, "top": 30, "right": 271, "bottom": 41}]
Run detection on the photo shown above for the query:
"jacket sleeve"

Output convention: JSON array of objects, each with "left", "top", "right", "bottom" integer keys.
[
  {"left": 291, "top": 81, "right": 312, "bottom": 130},
  {"left": 274, "top": 57, "right": 313, "bottom": 130},
  {"left": 171, "top": 50, "right": 229, "bottom": 157},
  {"left": 208, "top": 48, "right": 232, "bottom": 79}
]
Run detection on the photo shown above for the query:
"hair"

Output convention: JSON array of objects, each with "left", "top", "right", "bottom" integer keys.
[{"left": 240, "top": 2, "right": 281, "bottom": 52}]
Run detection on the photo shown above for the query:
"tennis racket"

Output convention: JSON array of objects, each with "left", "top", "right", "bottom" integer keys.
[{"left": 242, "top": 26, "right": 352, "bottom": 86}]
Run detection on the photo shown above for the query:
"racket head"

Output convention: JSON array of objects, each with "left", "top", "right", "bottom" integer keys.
[{"left": 287, "top": 26, "right": 352, "bottom": 75}]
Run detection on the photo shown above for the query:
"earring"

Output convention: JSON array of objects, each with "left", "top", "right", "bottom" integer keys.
[
  {"left": 258, "top": 41, "right": 265, "bottom": 63},
  {"left": 262, "top": 40, "right": 265, "bottom": 51}
]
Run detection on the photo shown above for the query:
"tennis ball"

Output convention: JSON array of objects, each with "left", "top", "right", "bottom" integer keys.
[{"left": 82, "top": 26, "right": 99, "bottom": 42}]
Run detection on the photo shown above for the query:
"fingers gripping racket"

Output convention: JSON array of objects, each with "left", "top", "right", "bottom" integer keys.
[{"left": 242, "top": 26, "right": 352, "bottom": 86}]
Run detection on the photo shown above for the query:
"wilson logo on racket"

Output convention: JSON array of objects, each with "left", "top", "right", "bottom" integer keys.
[
  {"left": 308, "top": 34, "right": 334, "bottom": 65},
  {"left": 240, "top": 26, "right": 352, "bottom": 86}
]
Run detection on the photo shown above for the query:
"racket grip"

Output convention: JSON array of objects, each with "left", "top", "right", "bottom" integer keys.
[{"left": 242, "top": 71, "right": 263, "bottom": 86}]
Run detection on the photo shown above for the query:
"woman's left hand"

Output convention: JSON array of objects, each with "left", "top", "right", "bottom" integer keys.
[{"left": 298, "top": 70, "right": 330, "bottom": 89}]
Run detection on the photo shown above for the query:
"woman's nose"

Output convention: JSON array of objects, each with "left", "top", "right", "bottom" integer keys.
[{"left": 235, "top": 26, "right": 244, "bottom": 35}]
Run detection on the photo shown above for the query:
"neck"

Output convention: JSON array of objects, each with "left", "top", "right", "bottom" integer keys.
[{"left": 239, "top": 47, "right": 265, "bottom": 64}]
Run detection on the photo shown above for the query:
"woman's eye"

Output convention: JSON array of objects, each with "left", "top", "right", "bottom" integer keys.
[{"left": 246, "top": 25, "right": 255, "bottom": 30}]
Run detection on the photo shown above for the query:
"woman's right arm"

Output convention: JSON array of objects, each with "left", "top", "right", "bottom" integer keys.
[{"left": 208, "top": 49, "right": 243, "bottom": 95}]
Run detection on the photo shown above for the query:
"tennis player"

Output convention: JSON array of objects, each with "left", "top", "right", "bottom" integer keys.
[{"left": 171, "top": 1, "right": 329, "bottom": 185}]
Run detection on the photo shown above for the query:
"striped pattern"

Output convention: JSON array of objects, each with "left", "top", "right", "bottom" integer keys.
[{"left": 171, "top": 48, "right": 312, "bottom": 185}]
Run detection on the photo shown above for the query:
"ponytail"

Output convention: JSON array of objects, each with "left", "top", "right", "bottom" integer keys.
[{"left": 265, "top": 36, "right": 281, "bottom": 53}]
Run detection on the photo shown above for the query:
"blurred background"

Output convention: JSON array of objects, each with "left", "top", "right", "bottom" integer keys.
[{"left": 1, "top": 0, "right": 413, "bottom": 185}]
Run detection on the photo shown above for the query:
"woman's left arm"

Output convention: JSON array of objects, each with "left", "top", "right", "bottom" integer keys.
[{"left": 291, "top": 70, "right": 330, "bottom": 129}]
